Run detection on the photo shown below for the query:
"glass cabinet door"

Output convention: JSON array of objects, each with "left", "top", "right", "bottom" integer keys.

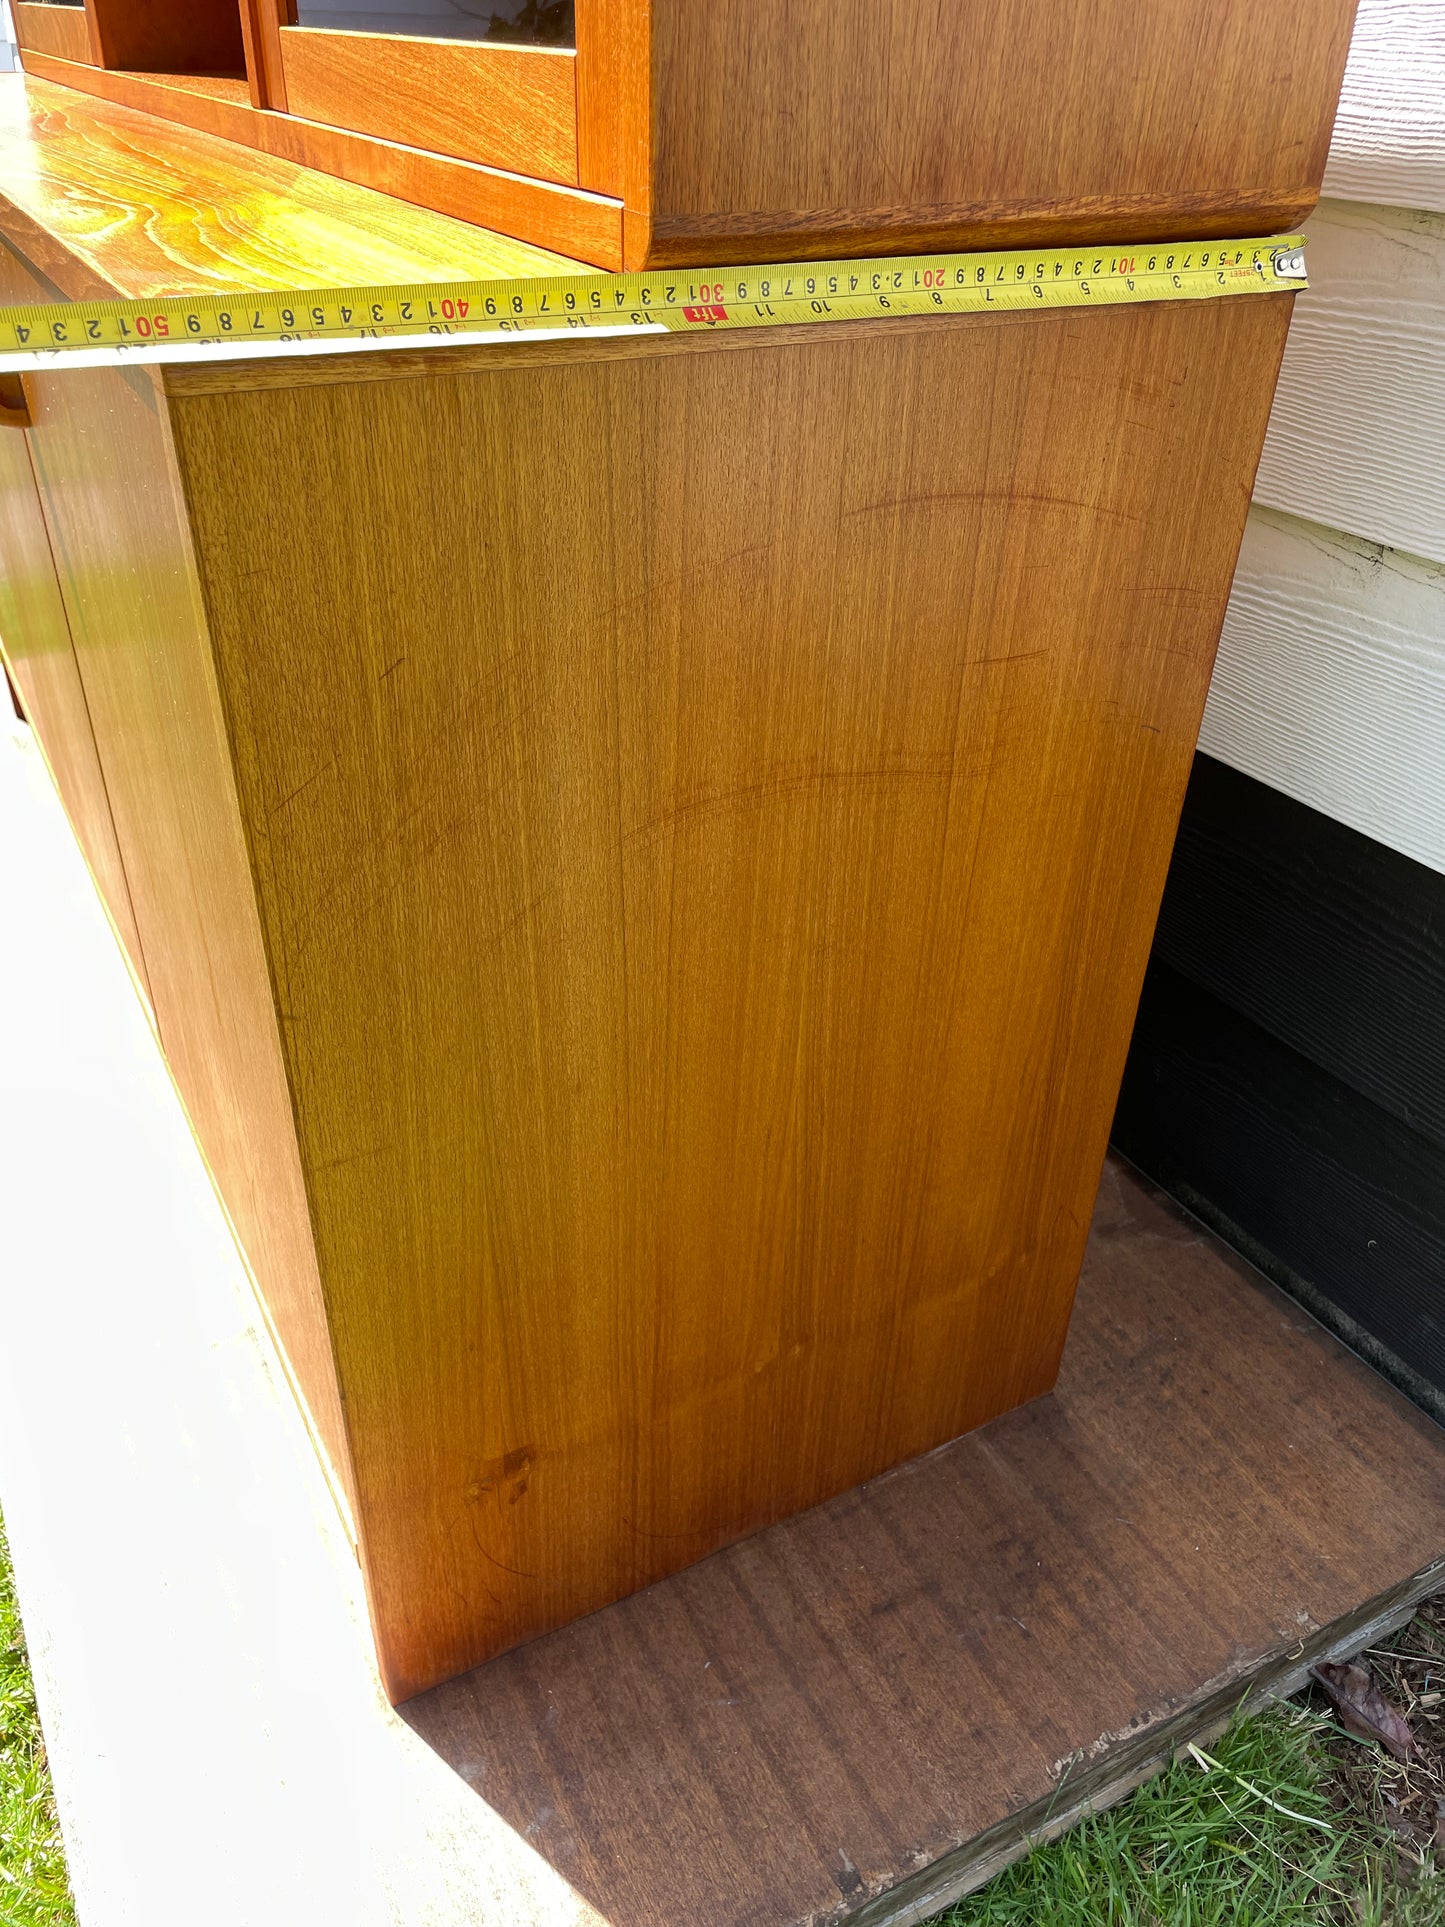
[{"left": 293, "top": 0, "right": 574, "bottom": 48}]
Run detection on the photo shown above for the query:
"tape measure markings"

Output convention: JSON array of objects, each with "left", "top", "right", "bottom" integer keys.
[{"left": 0, "top": 236, "right": 1307, "bottom": 374}]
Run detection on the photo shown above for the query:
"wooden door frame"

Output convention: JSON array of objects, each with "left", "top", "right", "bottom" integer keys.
[
  {"left": 248, "top": 0, "right": 650, "bottom": 212},
  {"left": 15, "top": 0, "right": 648, "bottom": 268}
]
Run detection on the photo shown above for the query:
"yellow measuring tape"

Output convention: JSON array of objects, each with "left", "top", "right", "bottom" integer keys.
[{"left": 0, "top": 235, "right": 1306, "bottom": 374}]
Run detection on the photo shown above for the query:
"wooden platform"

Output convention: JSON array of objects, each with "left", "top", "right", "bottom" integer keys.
[{"left": 406, "top": 1157, "right": 1445, "bottom": 1927}]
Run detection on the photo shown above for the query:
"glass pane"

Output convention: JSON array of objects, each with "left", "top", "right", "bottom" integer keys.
[{"left": 294, "top": 0, "right": 574, "bottom": 49}]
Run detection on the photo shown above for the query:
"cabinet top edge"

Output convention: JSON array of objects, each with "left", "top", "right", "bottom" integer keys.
[
  {"left": 159, "top": 292, "right": 1298, "bottom": 401},
  {"left": 0, "top": 73, "right": 586, "bottom": 305}
]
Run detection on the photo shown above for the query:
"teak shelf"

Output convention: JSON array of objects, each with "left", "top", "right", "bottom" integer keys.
[
  {"left": 0, "top": 0, "right": 1355, "bottom": 1701},
  {"left": 10, "top": 0, "right": 1357, "bottom": 267}
]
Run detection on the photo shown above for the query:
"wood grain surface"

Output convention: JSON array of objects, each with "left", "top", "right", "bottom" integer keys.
[
  {"left": 403, "top": 1156, "right": 1445, "bottom": 1927},
  {"left": 0, "top": 231, "right": 146, "bottom": 987},
  {"left": 1202, "top": 505, "right": 1445, "bottom": 877},
  {"left": 277, "top": 26, "right": 579, "bottom": 184},
  {"left": 18, "top": 355, "right": 358, "bottom": 1522},
  {"left": 12, "top": 3, "right": 94, "bottom": 65},
  {"left": 0, "top": 432, "right": 150, "bottom": 997},
  {"left": 11, "top": 55, "right": 267, "bottom": 165},
  {"left": 0, "top": 73, "right": 586, "bottom": 300},
  {"left": 574, "top": 0, "right": 650, "bottom": 251},
  {"left": 109, "top": 72, "right": 253, "bottom": 106},
  {"left": 647, "top": 0, "right": 1358, "bottom": 265},
  {"left": 10, "top": 58, "right": 624, "bottom": 267},
  {"left": 16, "top": 0, "right": 1357, "bottom": 268},
  {"left": 0, "top": 430, "right": 131, "bottom": 947},
  {"left": 238, "top": 0, "right": 288, "bottom": 110},
  {"left": 161, "top": 294, "right": 1291, "bottom": 1696}
]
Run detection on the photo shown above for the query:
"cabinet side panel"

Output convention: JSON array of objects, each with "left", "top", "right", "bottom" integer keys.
[
  {"left": 23, "top": 362, "right": 356, "bottom": 1519},
  {"left": 0, "top": 430, "right": 149, "bottom": 996},
  {"left": 575, "top": 0, "right": 651, "bottom": 249},
  {"left": 649, "top": 0, "right": 1355, "bottom": 262},
  {"left": 0, "top": 237, "right": 148, "bottom": 995},
  {"left": 171, "top": 298, "right": 1289, "bottom": 1698}
]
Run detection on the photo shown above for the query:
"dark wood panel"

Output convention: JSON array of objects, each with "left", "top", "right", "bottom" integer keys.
[
  {"left": 1150, "top": 755, "right": 1445, "bottom": 1151},
  {"left": 404, "top": 1157, "right": 1445, "bottom": 1927},
  {"left": 643, "top": 193, "right": 1321, "bottom": 271},
  {"left": 1114, "top": 961, "right": 1445, "bottom": 1400},
  {"left": 87, "top": 0, "right": 246, "bottom": 75}
]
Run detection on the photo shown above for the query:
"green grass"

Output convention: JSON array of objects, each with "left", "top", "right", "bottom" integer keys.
[
  {"left": 937, "top": 1694, "right": 1445, "bottom": 1927},
  {"left": 0, "top": 1510, "right": 75, "bottom": 1927}
]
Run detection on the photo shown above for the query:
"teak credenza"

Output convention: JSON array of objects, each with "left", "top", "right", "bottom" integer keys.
[{"left": 0, "top": 2, "right": 1354, "bottom": 1701}]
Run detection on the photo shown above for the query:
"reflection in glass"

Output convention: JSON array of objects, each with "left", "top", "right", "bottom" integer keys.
[{"left": 295, "top": 0, "right": 574, "bottom": 48}]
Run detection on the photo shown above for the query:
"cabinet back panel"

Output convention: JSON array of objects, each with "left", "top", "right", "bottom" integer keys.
[
  {"left": 171, "top": 298, "right": 1290, "bottom": 1696},
  {"left": 88, "top": 0, "right": 248, "bottom": 75}
]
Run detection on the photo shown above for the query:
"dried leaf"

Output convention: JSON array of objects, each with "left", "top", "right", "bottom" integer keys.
[{"left": 1311, "top": 1659, "right": 1418, "bottom": 1763}]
